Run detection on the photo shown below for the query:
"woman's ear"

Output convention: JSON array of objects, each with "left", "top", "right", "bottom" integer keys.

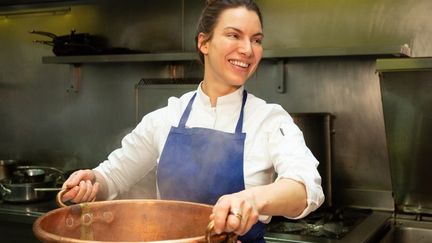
[{"left": 197, "top": 32, "right": 209, "bottom": 55}]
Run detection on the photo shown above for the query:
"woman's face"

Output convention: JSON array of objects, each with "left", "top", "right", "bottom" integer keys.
[{"left": 199, "top": 7, "right": 263, "bottom": 92}]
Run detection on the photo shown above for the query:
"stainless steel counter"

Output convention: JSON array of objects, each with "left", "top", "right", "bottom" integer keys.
[
  {"left": 0, "top": 199, "right": 57, "bottom": 223},
  {"left": 0, "top": 199, "right": 58, "bottom": 242}
]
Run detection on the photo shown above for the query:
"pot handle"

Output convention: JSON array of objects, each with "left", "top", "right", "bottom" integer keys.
[
  {"left": 28, "top": 30, "right": 57, "bottom": 39},
  {"left": 56, "top": 188, "right": 96, "bottom": 207},
  {"left": 33, "top": 40, "right": 55, "bottom": 46},
  {"left": 0, "top": 183, "right": 12, "bottom": 197},
  {"left": 205, "top": 220, "right": 238, "bottom": 243}
]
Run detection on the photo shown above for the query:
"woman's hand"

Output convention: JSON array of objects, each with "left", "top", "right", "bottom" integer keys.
[
  {"left": 61, "top": 169, "right": 100, "bottom": 203},
  {"left": 211, "top": 192, "right": 259, "bottom": 236}
]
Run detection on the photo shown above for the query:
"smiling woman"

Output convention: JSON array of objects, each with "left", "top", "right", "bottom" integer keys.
[
  {"left": 59, "top": 1, "right": 324, "bottom": 242},
  {"left": 198, "top": 6, "right": 264, "bottom": 102}
]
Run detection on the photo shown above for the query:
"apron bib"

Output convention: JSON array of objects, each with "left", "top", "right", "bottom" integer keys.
[{"left": 157, "top": 90, "right": 265, "bottom": 242}]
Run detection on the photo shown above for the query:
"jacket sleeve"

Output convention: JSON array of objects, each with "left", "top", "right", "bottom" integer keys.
[
  {"left": 268, "top": 107, "right": 325, "bottom": 219},
  {"left": 93, "top": 109, "right": 163, "bottom": 200}
]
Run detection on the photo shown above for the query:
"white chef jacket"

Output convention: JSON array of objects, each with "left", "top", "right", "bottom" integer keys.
[{"left": 94, "top": 84, "right": 324, "bottom": 220}]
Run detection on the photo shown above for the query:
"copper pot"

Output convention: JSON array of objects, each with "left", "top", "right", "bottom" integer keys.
[{"left": 33, "top": 190, "right": 236, "bottom": 243}]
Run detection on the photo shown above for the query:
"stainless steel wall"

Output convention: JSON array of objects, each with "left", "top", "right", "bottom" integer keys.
[{"left": 1, "top": 0, "right": 431, "bottom": 209}]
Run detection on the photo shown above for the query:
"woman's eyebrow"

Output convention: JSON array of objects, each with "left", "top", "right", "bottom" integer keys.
[{"left": 223, "top": 27, "right": 264, "bottom": 37}]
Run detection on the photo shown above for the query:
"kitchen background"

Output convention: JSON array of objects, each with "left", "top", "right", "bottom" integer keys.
[{"left": 1, "top": 0, "right": 431, "bottom": 213}]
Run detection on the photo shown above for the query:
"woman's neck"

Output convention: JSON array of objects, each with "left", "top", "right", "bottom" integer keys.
[{"left": 201, "top": 81, "right": 240, "bottom": 107}]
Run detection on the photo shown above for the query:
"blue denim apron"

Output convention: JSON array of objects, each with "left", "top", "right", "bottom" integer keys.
[{"left": 157, "top": 90, "right": 265, "bottom": 242}]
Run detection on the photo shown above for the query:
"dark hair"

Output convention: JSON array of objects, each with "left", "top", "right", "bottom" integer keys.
[{"left": 195, "top": 0, "right": 263, "bottom": 63}]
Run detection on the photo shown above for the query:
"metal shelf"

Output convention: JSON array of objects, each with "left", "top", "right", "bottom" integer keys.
[
  {"left": 263, "top": 43, "right": 411, "bottom": 58},
  {"left": 42, "top": 52, "right": 200, "bottom": 64},
  {"left": 42, "top": 43, "right": 411, "bottom": 64},
  {"left": 376, "top": 57, "right": 432, "bottom": 72}
]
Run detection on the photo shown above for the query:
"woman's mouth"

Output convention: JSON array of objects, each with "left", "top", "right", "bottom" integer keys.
[{"left": 229, "top": 59, "right": 250, "bottom": 68}]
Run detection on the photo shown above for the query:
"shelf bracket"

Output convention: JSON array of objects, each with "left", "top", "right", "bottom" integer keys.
[
  {"left": 276, "top": 60, "right": 285, "bottom": 93},
  {"left": 67, "top": 64, "right": 81, "bottom": 93}
]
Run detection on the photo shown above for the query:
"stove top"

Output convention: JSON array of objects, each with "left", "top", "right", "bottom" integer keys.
[
  {"left": 265, "top": 208, "right": 391, "bottom": 243},
  {"left": 267, "top": 208, "right": 371, "bottom": 239}
]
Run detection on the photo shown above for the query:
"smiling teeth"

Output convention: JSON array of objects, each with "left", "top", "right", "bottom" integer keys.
[{"left": 230, "top": 60, "right": 249, "bottom": 68}]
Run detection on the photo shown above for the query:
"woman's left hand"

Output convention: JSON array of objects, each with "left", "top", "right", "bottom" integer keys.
[{"left": 211, "top": 192, "right": 259, "bottom": 236}]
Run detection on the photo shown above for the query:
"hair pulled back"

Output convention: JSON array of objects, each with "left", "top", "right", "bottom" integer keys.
[{"left": 195, "top": 0, "right": 263, "bottom": 63}]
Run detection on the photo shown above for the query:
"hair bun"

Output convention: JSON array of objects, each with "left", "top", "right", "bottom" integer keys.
[{"left": 206, "top": 0, "right": 218, "bottom": 5}]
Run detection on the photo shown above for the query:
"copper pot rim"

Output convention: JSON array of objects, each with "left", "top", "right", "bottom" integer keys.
[
  {"left": 50, "top": 198, "right": 212, "bottom": 209},
  {"left": 33, "top": 199, "right": 216, "bottom": 243}
]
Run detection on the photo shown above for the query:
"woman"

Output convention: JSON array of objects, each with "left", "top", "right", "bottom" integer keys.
[{"left": 61, "top": 0, "right": 324, "bottom": 242}]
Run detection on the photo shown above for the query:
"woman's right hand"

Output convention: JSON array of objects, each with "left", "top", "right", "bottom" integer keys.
[{"left": 61, "top": 169, "right": 100, "bottom": 203}]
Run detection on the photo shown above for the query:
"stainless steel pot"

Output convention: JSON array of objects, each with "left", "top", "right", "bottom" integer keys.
[
  {"left": 0, "top": 176, "right": 58, "bottom": 203},
  {"left": 12, "top": 168, "right": 46, "bottom": 183},
  {"left": 0, "top": 165, "right": 65, "bottom": 203}
]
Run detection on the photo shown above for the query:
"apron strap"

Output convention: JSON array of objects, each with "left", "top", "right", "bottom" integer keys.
[
  {"left": 178, "top": 90, "right": 248, "bottom": 134},
  {"left": 235, "top": 90, "right": 247, "bottom": 134},
  {"left": 178, "top": 93, "right": 196, "bottom": 128}
]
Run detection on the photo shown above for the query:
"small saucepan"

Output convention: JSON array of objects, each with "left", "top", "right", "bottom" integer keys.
[
  {"left": 12, "top": 168, "right": 46, "bottom": 183},
  {"left": 0, "top": 176, "right": 58, "bottom": 203},
  {"left": 0, "top": 166, "right": 64, "bottom": 203}
]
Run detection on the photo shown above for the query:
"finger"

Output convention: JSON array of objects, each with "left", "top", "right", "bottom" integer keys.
[
  {"left": 239, "top": 207, "right": 259, "bottom": 236},
  {"left": 234, "top": 208, "right": 249, "bottom": 235},
  {"left": 62, "top": 178, "right": 74, "bottom": 189},
  {"left": 72, "top": 180, "right": 87, "bottom": 203},
  {"left": 225, "top": 199, "right": 244, "bottom": 232},
  {"left": 244, "top": 213, "right": 259, "bottom": 236},
  {"left": 226, "top": 205, "right": 243, "bottom": 233},
  {"left": 63, "top": 171, "right": 84, "bottom": 189},
  {"left": 61, "top": 186, "right": 79, "bottom": 202},
  {"left": 213, "top": 197, "right": 231, "bottom": 234},
  {"left": 235, "top": 204, "right": 255, "bottom": 235},
  {"left": 81, "top": 180, "right": 93, "bottom": 202},
  {"left": 88, "top": 182, "right": 99, "bottom": 201}
]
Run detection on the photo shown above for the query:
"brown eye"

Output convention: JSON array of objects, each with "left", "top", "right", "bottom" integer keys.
[
  {"left": 252, "top": 38, "right": 262, "bottom": 45},
  {"left": 227, "top": 33, "right": 239, "bottom": 39}
]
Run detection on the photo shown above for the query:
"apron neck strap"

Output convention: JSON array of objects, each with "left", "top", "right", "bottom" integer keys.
[
  {"left": 178, "top": 93, "right": 197, "bottom": 128},
  {"left": 178, "top": 90, "right": 248, "bottom": 134},
  {"left": 235, "top": 90, "right": 247, "bottom": 133}
]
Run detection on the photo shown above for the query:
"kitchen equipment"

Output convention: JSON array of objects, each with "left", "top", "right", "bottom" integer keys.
[
  {"left": 290, "top": 113, "right": 333, "bottom": 210},
  {"left": 29, "top": 30, "right": 108, "bottom": 56},
  {"left": 0, "top": 159, "right": 21, "bottom": 180},
  {"left": 0, "top": 176, "right": 56, "bottom": 203},
  {"left": 33, "top": 190, "right": 236, "bottom": 243},
  {"left": 376, "top": 58, "right": 432, "bottom": 242},
  {"left": 12, "top": 168, "right": 45, "bottom": 183},
  {"left": 0, "top": 166, "right": 64, "bottom": 203},
  {"left": 264, "top": 112, "right": 390, "bottom": 242}
]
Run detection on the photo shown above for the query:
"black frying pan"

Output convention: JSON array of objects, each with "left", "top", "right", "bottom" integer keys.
[{"left": 29, "top": 29, "right": 108, "bottom": 56}]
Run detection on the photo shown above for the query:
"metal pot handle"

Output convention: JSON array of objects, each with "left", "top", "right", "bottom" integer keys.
[
  {"left": 205, "top": 220, "right": 238, "bottom": 243},
  {"left": 0, "top": 183, "right": 11, "bottom": 197},
  {"left": 28, "top": 30, "right": 57, "bottom": 39},
  {"left": 56, "top": 188, "right": 96, "bottom": 207}
]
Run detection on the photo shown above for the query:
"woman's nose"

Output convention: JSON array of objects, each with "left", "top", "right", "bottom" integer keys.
[{"left": 238, "top": 40, "right": 253, "bottom": 56}]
